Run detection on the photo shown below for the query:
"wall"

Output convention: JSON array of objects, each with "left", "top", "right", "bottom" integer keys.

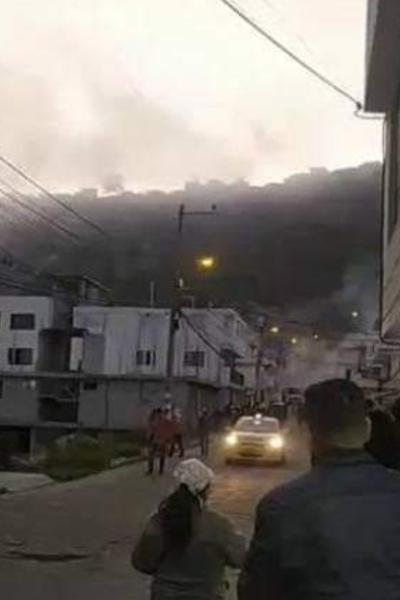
[
  {"left": 383, "top": 110, "right": 400, "bottom": 338},
  {"left": 366, "top": 0, "right": 380, "bottom": 66},
  {"left": 0, "top": 297, "right": 58, "bottom": 372},
  {"left": 78, "top": 379, "right": 220, "bottom": 431},
  {"left": 0, "top": 374, "right": 223, "bottom": 435},
  {"left": 72, "top": 307, "right": 170, "bottom": 376},
  {"left": 0, "top": 379, "right": 38, "bottom": 424},
  {"left": 71, "top": 306, "right": 254, "bottom": 389}
]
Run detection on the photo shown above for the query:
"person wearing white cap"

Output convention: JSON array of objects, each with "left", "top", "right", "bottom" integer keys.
[{"left": 132, "top": 458, "right": 246, "bottom": 599}]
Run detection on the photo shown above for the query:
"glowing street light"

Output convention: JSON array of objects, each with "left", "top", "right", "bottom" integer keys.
[
  {"left": 291, "top": 337, "right": 298, "bottom": 345},
  {"left": 351, "top": 310, "right": 359, "bottom": 319},
  {"left": 313, "top": 333, "right": 319, "bottom": 340},
  {"left": 197, "top": 256, "right": 216, "bottom": 270},
  {"left": 270, "top": 325, "right": 280, "bottom": 334}
]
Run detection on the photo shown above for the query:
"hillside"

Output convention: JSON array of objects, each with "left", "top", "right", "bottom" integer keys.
[{"left": 0, "top": 162, "right": 381, "bottom": 331}]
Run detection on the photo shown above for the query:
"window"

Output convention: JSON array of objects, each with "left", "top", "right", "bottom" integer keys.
[
  {"left": 8, "top": 348, "right": 34, "bottom": 365},
  {"left": 136, "top": 350, "right": 156, "bottom": 367},
  {"left": 10, "top": 313, "right": 35, "bottom": 330},
  {"left": 184, "top": 351, "right": 205, "bottom": 368},
  {"left": 83, "top": 380, "right": 98, "bottom": 391}
]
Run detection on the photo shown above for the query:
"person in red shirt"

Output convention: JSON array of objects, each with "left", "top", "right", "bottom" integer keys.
[{"left": 146, "top": 408, "right": 173, "bottom": 475}]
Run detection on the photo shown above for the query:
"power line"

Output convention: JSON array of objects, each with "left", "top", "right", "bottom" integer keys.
[
  {"left": 180, "top": 311, "right": 225, "bottom": 358},
  {"left": 0, "top": 176, "right": 82, "bottom": 242},
  {"left": 0, "top": 184, "right": 81, "bottom": 243},
  {"left": 0, "top": 177, "right": 86, "bottom": 244},
  {"left": 0, "top": 153, "right": 110, "bottom": 238},
  {"left": 217, "top": 0, "right": 362, "bottom": 109},
  {"left": 258, "top": 0, "right": 322, "bottom": 61},
  {"left": 0, "top": 273, "right": 56, "bottom": 296},
  {"left": 0, "top": 272, "right": 81, "bottom": 302}
]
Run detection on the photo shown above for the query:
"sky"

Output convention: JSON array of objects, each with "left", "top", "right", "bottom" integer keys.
[{"left": 0, "top": 0, "right": 381, "bottom": 192}]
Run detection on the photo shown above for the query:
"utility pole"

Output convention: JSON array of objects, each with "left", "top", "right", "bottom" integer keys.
[
  {"left": 164, "top": 203, "right": 217, "bottom": 395},
  {"left": 254, "top": 316, "right": 266, "bottom": 406},
  {"left": 149, "top": 281, "right": 156, "bottom": 308}
]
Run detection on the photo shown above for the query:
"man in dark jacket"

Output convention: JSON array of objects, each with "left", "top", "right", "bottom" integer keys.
[
  {"left": 238, "top": 379, "right": 400, "bottom": 600},
  {"left": 365, "top": 404, "right": 400, "bottom": 470}
]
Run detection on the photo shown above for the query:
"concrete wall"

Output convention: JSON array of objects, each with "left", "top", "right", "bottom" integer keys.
[
  {"left": 0, "top": 379, "right": 38, "bottom": 423},
  {"left": 0, "top": 296, "right": 67, "bottom": 373},
  {"left": 383, "top": 111, "right": 400, "bottom": 338},
  {"left": 72, "top": 307, "right": 170, "bottom": 376},
  {"left": 0, "top": 374, "right": 228, "bottom": 439},
  {"left": 77, "top": 379, "right": 220, "bottom": 431},
  {"left": 364, "top": 2, "right": 400, "bottom": 337},
  {"left": 71, "top": 306, "right": 254, "bottom": 388},
  {"left": 383, "top": 93, "right": 400, "bottom": 340}
]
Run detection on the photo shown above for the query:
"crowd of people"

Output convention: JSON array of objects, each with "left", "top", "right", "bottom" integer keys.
[
  {"left": 133, "top": 379, "right": 400, "bottom": 599},
  {"left": 146, "top": 405, "right": 215, "bottom": 476},
  {"left": 145, "top": 398, "right": 278, "bottom": 477}
]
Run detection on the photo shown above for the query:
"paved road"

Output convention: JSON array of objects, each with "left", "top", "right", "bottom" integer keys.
[{"left": 0, "top": 429, "right": 308, "bottom": 599}]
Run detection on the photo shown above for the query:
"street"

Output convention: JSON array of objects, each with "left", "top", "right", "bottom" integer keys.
[{"left": 0, "top": 429, "right": 308, "bottom": 599}]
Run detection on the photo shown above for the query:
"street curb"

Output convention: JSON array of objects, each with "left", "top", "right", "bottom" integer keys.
[{"left": 0, "top": 441, "right": 202, "bottom": 496}]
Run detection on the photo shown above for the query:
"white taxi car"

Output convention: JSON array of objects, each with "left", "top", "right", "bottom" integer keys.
[{"left": 223, "top": 415, "right": 285, "bottom": 465}]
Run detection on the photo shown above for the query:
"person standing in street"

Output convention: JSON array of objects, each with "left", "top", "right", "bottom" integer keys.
[
  {"left": 239, "top": 379, "right": 400, "bottom": 600},
  {"left": 198, "top": 408, "right": 211, "bottom": 458},
  {"left": 147, "top": 408, "right": 173, "bottom": 476},
  {"left": 169, "top": 407, "right": 185, "bottom": 458},
  {"left": 132, "top": 458, "right": 246, "bottom": 599}
]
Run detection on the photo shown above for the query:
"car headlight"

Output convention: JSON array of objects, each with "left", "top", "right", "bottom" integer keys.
[
  {"left": 268, "top": 435, "right": 284, "bottom": 450},
  {"left": 225, "top": 432, "right": 238, "bottom": 447}
]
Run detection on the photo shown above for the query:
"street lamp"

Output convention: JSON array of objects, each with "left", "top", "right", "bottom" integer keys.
[
  {"left": 270, "top": 325, "right": 280, "bottom": 334},
  {"left": 352, "top": 310, "right": 359, "bottom": 319},
  {"left": 291, "top": 337, "right": 298, "bottom": 345},
  {"left": 165, "top": 203, "right": 218, "bottom": 393},
  {"left": 197, "top": 256, "right": 216, "bottom": 270},
  {"left": 313, "top": 333, "right": 319, "bottom": 340}
]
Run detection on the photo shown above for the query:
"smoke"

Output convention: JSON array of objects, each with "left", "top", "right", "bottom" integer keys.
[
  {"left": 282, "top": 336, "right": 366, "bottom": 390},
  {"left": 333, "top": 259, "right": 379, "bottom": 332},
  {"left": 0, "top": 4, "right": 260, "bottom": 193},
  {"left": 0, "top": 59, "right": 255, "bottom": 192}
]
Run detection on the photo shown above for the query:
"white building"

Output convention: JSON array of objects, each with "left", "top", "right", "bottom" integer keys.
[
  {"left": 0, "top": 301, "right": 256, "bottom": 453},
  {"left": 70, "top": 306, "right": 253, "bottom": 388},
  {"left": 0, "top": 296, "right": 70, "bottom": 373},
  {"left": 365, "top": 1, "right": 400, "bottom": 338}
]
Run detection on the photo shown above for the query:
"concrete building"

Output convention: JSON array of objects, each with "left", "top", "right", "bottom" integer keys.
[
  {"left": 0, "top": 300, "right": 256, "bottom": 453},
  {"left": 0, "top": 296, "right": 71, "bottom": 373},
  {"left": 69, "top": 306, "right": 255, "bottom": 431},
  {"left": 70, "top": 306, "right": 252, "bottom": 384},
  {"left": 365, "top": 1, "right": 400, "bottom": 338}
]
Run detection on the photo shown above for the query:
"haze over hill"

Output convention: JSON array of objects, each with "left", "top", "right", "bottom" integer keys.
[{"left": 0, "top": 162, "right": 380, "bottom": 333}]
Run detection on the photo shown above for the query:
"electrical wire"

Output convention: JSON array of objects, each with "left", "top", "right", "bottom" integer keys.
[
  {"left": 0, "top": 153, "right": 110, "bottom": 238},
  {"left": 217, "top": 0, "right": 362, "bottom": 109},
  {"left": 258, "top": 0, "right": 327, "bottom": 66},
  {"left": 0, "top": 273, "right": 58, "bottom": 296},
  {"left": 0, "top": 272, "right": 82, "bottom": 302},
  {"left": 180, "top": 311, "right": 226, "bottom": 358},
  {"left": 0, "top": 176, "right": 73, "bottom": 234},
  {"left": 0, "top": 184, "right": 81, "bottom": 243}
]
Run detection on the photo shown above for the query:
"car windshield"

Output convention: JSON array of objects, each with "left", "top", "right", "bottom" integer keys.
[{"left": 235, "top": 418, "right": 279, "bottom": 433}]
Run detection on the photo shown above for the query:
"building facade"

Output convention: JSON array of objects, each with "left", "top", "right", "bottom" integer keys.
[
  {"left": 365, "top": 0, "right": 400, "bottom": 338},
  {"left": 70, "top": 306, "right": 253, "bottom": 387},
  {"left": 0, "top": 296, "right": 71, "bottom": 373},
  {"left": 0, "top": 299, "right": 256, "bottom": 453}
]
